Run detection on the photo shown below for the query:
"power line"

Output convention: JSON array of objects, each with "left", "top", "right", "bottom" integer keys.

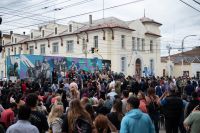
[
  {"left": 0, "top": 11, "right": 50, "bottom": 23},
  {"left": 2, "top": 0, "right": 145, "bottom": 31},
  {"left": 0, "top": 7, "right": 53, "bottom": 21},
  {"left": 193, "top": 0, "right": 200, "bottom": 5},
  {"left": 1, "top": 0, "right": 31, "bottom": 7},
  {"left": 179, "top": 0, "right": 200, "bottom": 12},
  {"left": 1, "top": 0, "right": 72, "bottom": 20},
  {"left": 3, "top": 0, "right": 94, "bottom": 24}
]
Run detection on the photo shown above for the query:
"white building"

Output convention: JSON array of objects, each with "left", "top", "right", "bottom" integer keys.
[
  {"left": 161, "top": 47, "right": 200, "bottom": 78},
  {"left": 0, "top": 16, "right": 162, "bottom": 78}
]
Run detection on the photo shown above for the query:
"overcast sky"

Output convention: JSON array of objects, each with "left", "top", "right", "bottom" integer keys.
[{"left": 0, "top": 0, "right": 200, "bottom": 56}]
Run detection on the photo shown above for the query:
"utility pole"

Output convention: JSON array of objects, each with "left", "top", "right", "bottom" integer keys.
[
  {"left": 166, "top": 44, "right": 172, "bottom": 77},
  {"left": 181, "top": 35, "right": 196, "bottom": 76}
]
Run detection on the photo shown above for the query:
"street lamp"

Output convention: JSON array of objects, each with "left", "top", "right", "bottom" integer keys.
[{"left": 181, "top": 35, "right": 197, "bottom": 76}]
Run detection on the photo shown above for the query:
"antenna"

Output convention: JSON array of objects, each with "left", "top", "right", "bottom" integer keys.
[{"left": 144, "top": 9, "right": 146, "bottom": 17}]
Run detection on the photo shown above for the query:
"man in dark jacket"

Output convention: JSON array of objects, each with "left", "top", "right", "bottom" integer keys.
[
  {"left": 160, "top": 88, "right": 184, "bottom": 133},
  {"left": 184, "top": 80, "right": 195, "bottom": 100},
  {"left": 26, "top": 93, "right": 48, "bottom": 133}
]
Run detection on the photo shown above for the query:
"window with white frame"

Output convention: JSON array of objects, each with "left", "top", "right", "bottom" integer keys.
[
  {"left": 18, "top": 47, "right": 21, "bottom": 54},
  {"left": 94, "top": 36, "right": 98, "bottom": 48},
  {"left": 150, "top": 40, "right": 153, "bottom": 52},
  {"left": 82, "top": 38, "right": 87, "bottom": 51},
  {"left": 142, "top": 38, "right": 145, "bottom": 51},
  {"left": 55, "top": 27, "right": 57, "bottom": 35},
  {"left": 150, "top": 59, "right": 154, "bottom": 75},
  {"left": 11, "top": 36, "right": 13, "bottom": 43},
  {"left": 121, "top": 35, "right": 125, "bottom": 49},
  {"left": 52, "top": 42, "right": 59, "bottom": 54},
  {"left": 31, "top": 32, "right": 33, "bottom": 39},
  {"left": 121, "top": 57, "right": 126, "bottom": 72},
  {"left": 14, "top": 47, "right": 16, "bottom": 55},
  {"left": 29, "top": 46, "right": 34, "bottom": 54},
  {"left": 42, "top": 30, "right": 44, "bottom": 37},
  {"left": 69, "top": 24, "right": 72, "bottom": 32},
  {"left": 40, "top": 44, "right": 45, "bottom": 55},
  {"left": 66, "top": 40, "right": 74, "bottom": 52},
  {"left": 7, "top": 48, "right": 10, "bottom": 56},
  {"left": 15, "top": 38, "right": 17, "bottom": 44},
  {"left": 137, "top": 38, "right": 140, "bottom": 50},
  {"left": 132, "top": 37, "right": 136, "bottom": 51}
]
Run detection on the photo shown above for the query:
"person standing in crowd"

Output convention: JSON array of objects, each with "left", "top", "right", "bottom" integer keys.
[
  {"left": 26, "top": 93, "right": 49, "bottom": 133},
  {"left": 159, "top": 88, "right": 183, "bottom": 133},
  {"left": 21, "top": 80, "right": 27, "bottom": 94},
  {"left": 184, "top": 80, "right": 195, "bottom": 100},
  {"left": 94, "top": 114, "right": 118, "bottom": 133},
  {"left": 48, "top": 104, "right": 64, "bottom": 133},
  {"left": 146, "top": 87, "right": 160, "bottom": 133},
  {"left": 121, "top": 90, "right": 129, "bottom": 114},
  {"left": 196, "top": 80, "right": 200, "bottom": 95},
  {"left": 184, "top": 105, "right": 200, "bottom": 133},
  {"left": 0, "top": 102, "right": 17, "bottom": 129},
  {"left": 120, "top": 97, "right": 155, "bottom": 133},
  {"left": 186, "top": 92, "right": 200, "bottom": 117},
  {"left": 52, "top": 68, "right": 58, "bottom": 84},
  {"left": 6, "top": 105, "right": 39, "bottom": 133},
  {"left": 137, "top": 91, "right": 147, "bottom": 113},
  {"left": 107, "top": 98, "right": 124, "bottom": 131},
  {"left": 62, "top": 99, "right": 93, "bottom": 133}
]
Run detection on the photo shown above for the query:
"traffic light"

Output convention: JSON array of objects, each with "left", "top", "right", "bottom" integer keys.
[
  {"left": 91, "top": 47, "right": 95, "bottom": 53},
  {"left": 91, "top": 47, "right": 98, "bottom": 53}
]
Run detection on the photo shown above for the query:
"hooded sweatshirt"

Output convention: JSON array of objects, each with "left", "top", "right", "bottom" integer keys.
[{"left": 120, "top": 109, "right": 155, "bottom": 133}]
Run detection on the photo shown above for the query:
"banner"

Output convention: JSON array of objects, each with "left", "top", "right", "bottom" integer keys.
[{"left": 7, "top": 54, "right": 103, "bottom": 80}]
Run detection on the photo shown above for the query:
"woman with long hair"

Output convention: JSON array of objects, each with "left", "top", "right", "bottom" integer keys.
[
  {"left": 62, "top": 99, "right": 93, "bottom": 133},
  {"left": 48, "top": 104, "right": 64, "bottom": 133},
  {"left": 94, "top": 114, "right": 117, "bottom": 133},
  {"left": 107, "top": 98, "right": 123, "bottom": 131}
]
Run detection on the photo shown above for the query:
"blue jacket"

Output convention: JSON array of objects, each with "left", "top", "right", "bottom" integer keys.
[{"left": 120, "top": 109, "right": 155, "bottom": 133}]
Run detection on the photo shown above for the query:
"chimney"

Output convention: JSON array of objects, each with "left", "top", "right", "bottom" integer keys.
[
  {"left": 23, "top": 32, "right": 25, "bottom": 35},
  {"left": 89, "top": 15, "right": 92, "bottom": 25},
  {"left": 10, "top": 31, "right": 13, "bottom": 35}
]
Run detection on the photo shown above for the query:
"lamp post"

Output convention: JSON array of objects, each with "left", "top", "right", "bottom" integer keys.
[{"left": 181, "top": 35, "right": 197, "bottom": 76}]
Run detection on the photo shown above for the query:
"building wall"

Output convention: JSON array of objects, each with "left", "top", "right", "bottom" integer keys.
[
  {"left": 173, "top": 64, "right": 192, "bottom": 77},
  {"left": 143, "top": 23, "right": 161, "bottom": 35},
  {"left": 191, "top": 63, "right": 200, "bottom": 77},
  {"left": 0, "top": 18, "right": 162, "bottom": 78}
]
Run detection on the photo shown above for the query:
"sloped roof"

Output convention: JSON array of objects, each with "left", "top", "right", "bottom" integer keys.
[
  {"left": 140, "top": 17, "right": 162, "bottom": 26},
  {"left": 145, "top": 31, "right": 161, "bottom": 37},
  {"left": 2, "top": 34, "right": 11, "bottom": 38},
  {"left": 76, "top": 17, "right": 134, "bottom": 32},
  {"left": 161, "top": 47, "right": 200, "bottom": 64}
]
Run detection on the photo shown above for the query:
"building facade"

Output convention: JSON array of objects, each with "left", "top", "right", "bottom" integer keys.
[
  {"left": 0, "top": 16, "right": 162, "bottom": 79},
  {"left": 161, "top": 47, "right": 200, "bottom": 78}
]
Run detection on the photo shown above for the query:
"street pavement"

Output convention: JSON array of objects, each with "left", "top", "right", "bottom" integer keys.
[{"left": 160, "top": 129, "right": 165, "bottom": 133}]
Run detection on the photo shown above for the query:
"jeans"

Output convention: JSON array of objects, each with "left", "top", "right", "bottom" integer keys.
[{"left": 150, "top": 114, "right": 159, "bottom": 133}]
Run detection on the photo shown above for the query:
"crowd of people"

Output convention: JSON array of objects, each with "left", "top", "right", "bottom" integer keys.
[{"left": 0, "top": 69, "right": 200, "bottom": 133}]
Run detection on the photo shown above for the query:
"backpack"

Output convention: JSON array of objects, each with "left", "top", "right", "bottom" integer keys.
[
  {"left": 147, "top": 97, "right": 159, "bottom": 115},
  {"left": 74, "top": 117, "right": 92, "bottom": 133}
]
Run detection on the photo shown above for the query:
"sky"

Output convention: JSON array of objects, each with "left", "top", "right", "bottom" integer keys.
[{"left": 0, "top": 0, "right": 200, "bottom": 56}]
